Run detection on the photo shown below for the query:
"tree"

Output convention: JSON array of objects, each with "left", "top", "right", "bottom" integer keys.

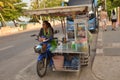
[
  {"left": 31, "top": 0, "right": 40, "bottom": 9},
  {"left": 0, "top": 0, "right": 26, "bottom": 27},
  {"left": 31, "top": 0, "right": 63, "bottom": 9},
  {"left": 98, "top": 0, "right": 120, "bottom": 10},
  {"left": 98, "top": 0, "right": 120, "bottom": 18},
  {"left": 30, "top": 0, "right": 63, "bottom": 22},
  {"left": 0, "top": 1, "right": 6, "bottom": 27}
]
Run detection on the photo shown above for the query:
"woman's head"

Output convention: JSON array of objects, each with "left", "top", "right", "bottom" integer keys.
[{"left": 42, "top": 20, "right": 49, "bottom": 29}]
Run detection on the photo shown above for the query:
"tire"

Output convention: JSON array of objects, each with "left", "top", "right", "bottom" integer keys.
[{"left": 37, "top": 58, "right": 47, "bottom": 77}]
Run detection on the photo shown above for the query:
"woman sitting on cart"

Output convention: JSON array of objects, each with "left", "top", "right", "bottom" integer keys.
[{"left": 38, "top": 20, "right": 57, "bottom": 52}]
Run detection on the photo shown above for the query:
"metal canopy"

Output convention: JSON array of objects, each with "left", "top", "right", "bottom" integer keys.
[{"left": 24, "top": 5, "right": 88, "bottom": 17}]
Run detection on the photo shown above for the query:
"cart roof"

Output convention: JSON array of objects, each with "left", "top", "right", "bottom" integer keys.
[{"left": 24, "top": 5, "right": 89, "bottom": 17}]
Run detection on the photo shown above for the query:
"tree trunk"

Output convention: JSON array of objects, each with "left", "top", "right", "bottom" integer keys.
[
  {"left": 1, "top": 21, "right": 6, "bottom": 27},
  {"left": 0, "top": 13, "right": 6, "bottom": 27}
]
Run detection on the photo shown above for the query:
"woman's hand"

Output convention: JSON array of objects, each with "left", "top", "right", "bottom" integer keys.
[{"left": 39, "top": 37, "right": 46, "bottom": 42}]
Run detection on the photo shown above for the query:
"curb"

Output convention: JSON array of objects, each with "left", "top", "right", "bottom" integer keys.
[{"left": 96, "top": 28, "right": 104, "bottom": 56}]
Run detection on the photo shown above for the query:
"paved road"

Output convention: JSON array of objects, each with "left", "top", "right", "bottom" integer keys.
[
  {"left": 14, "top": 33, "right": 98, "bottom": 80},
  {"left": 0, "top": 30, "right": 38, "bottom": 80},
  {"left": 96, "top": 26, "right": 120, "bottom": 56},
  {"left": 0, "top": 25, "right": 98, "bottom": 80},
  {"left": 103, "top": 26, "right": 120, "bottom": 56},
  {"left": 93, "top": 25, "right": 120, "bottom": 80}
]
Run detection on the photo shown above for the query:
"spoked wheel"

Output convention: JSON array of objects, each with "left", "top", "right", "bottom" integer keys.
[{"left": 37, "top": 58, "right": 48, "bottom": 77}]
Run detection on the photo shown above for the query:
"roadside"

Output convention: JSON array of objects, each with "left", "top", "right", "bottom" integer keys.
[
  {"left": 0, "top": 21, "right": 61, "bottom": 37},
  {"left": 0, "top": 23, "right": 41, "bottom": 37},
  {"left": 92, "top": 21, "right": 120, "bottom": 80}
]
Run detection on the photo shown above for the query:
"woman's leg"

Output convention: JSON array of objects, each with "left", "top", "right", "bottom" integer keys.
[
  {"left": 42, "top": 44, "right": 47, "bottom": 52},
  {"left": 112, "top": 22, "right": 116, "bottom": 30},
  {"left": 114, "top": 22, "right": 116, "bottom": 29},
  {"left": 103, "top": 20, "right": 107, "bottom": 31}
]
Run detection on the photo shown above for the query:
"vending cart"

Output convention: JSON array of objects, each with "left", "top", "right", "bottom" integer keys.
[{"left": 52, "top": 15, "right": 90, "bottom": 72}]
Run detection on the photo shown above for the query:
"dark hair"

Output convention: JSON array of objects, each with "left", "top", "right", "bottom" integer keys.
[
  {"left": 47, "top": 21, "right": 54, "bottom": 33},
  {"left": 112, "top": 10, "right": 115, "bottom": 15},
  {"left": 43, "top": 20, "right": 54, "bottom": 33},
  {"left": 43, "top": 20, "right": 49, "bottom": 27}
]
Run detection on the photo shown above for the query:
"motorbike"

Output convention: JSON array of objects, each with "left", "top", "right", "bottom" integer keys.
[
  {"left": 31, "top": 30, "right": 59, "bottom": 77},
  {"left": 31, "top": 34, "right": 53, "bottom": 77}
]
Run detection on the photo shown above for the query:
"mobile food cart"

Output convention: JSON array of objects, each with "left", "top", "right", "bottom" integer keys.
[
  {"left": 52, "top": 15, "right": 90, "bottom": 72},
  {"left": 25, "top": 5, "right": 91, "bottom": 76}
]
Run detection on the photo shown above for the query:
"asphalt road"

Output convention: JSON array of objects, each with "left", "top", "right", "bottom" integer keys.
[
  {"left": 0, "top": 30, "right": 39, "bottom": 80},
  {"left": 0, "top": 26, "right": 98, "bottom": 80},
  {"left": 16, "top": 33, "right": 98, "bottom": 80}
]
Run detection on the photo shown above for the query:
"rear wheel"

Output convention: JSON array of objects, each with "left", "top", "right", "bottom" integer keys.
[{"left": 37, "top": 58, "right": 47, "bottom": 77}]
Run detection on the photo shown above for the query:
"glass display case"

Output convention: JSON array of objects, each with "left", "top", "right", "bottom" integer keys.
[
  {"left": 52, "top": 16, "right": 89, "bottom": 71},
  {"left": 66, "top": 19, "right": 74, "bottom": 40},
  {"left": 74, "top": 18, "right": 88, "bottom": 42}
]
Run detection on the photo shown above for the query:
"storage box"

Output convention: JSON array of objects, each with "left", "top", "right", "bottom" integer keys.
[{"left": 52, "top": 55, "right": 64, "bottom": 70}]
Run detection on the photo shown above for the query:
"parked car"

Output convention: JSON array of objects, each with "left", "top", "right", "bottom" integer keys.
[{"left": 88, "top": 11, "right": 99, "bottom": 32}]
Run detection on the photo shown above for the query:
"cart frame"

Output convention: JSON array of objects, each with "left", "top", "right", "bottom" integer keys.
[{"left": 25, "top": 5, "right": 90, "bottom": 72}]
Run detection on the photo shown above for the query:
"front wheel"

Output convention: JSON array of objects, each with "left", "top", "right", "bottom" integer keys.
[{"left": 37, "top": 58, "right": 47, "bottom": 77}]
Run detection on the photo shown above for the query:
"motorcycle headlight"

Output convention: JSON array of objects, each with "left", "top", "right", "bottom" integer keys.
[{"left": 34, "top": 45, "right": 42, "bottom": 53}]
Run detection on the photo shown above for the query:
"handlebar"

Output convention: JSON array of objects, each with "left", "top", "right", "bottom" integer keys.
[
  {"left": 30, "top": 34, "right": 50, "bottom": 43},
  {"left": 30, "top": 34, "right": 39, "bottom": 41},
  {"left": 30, "top": 34, "right": 38, "bottom": 37}
]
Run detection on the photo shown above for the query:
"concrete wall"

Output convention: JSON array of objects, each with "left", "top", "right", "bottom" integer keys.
[{"left": 0, "top": 23, "right": 41, "bottom": 36}]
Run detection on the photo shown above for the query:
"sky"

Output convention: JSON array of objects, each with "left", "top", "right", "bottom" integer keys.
[
  {"left": 22, "top": 0, "right": 31, "bottom": 8},
  {"left": 18, "top": 0, "right": 31, "bottom": 21}
]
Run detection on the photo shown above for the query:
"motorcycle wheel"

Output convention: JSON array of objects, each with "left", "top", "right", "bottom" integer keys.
[{"left": 37, "top": 58, "right": 47, "bottom": 77}]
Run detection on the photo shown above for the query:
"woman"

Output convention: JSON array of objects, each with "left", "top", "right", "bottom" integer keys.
[
  {"left": 100, "top": 9, "right": 108, "bottom": 31},
  {"left": 39, "top": 20, "right": 54, "bottom": 42},
  {"left": 111, "top": 10, "right": 117, "bottom": 31},
  {"left": 38, "top": 20, "right": 54, "bottom": 52}
]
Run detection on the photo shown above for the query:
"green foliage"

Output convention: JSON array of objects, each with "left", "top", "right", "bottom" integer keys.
[
  {"left": 40, "top": 0, "right": 62, "bottom": 8},
  {"left": 0, "top": 1, "right": 4, "bottom": 7},
  {"left": 97, "top": 0, "right": 104, "bottom": 7},
  {"left": 98, "top": 0, "right": 120, "bottom": 11},
  {"left": 106, "top": 0, "right": 120, "bottom": 18},
  {"left": 0, "top": 0, "right": 27, "bottom": 21},
  {"left": 112, "top": 0, "right": 120, "bottom": 7},
  {"left": 98, "top": 0, "right": 120, "bottom": 17},
  {"left": 31, "top": 0, "right": 63, "bottom": 9},
  {"left": 30, "top": 0, "right": 63, "bottom": 22}
]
